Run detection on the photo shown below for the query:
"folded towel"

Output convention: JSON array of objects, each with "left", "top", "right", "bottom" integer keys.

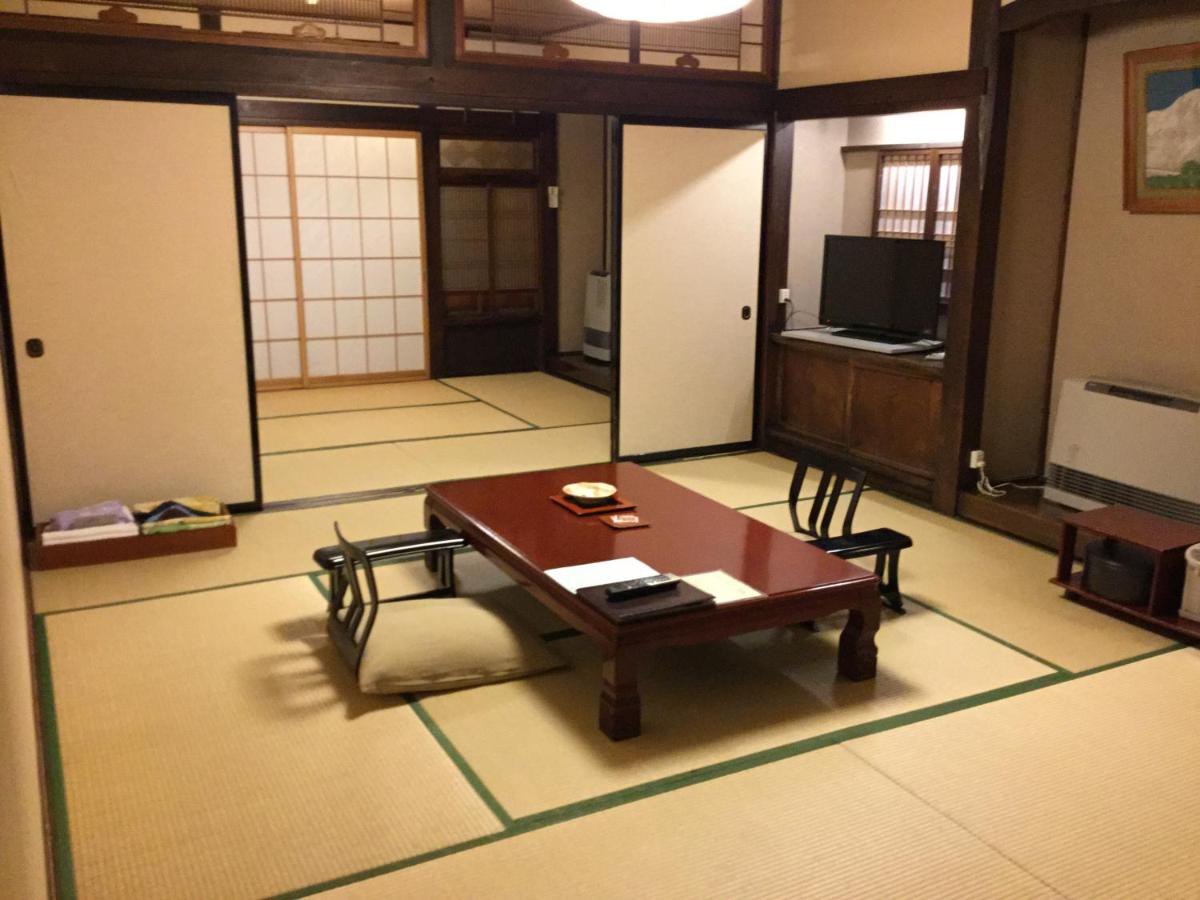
[
  {"left": 47, "top": 500, "right": 134, "bottom": 533},
  {"left": 42, "top": 523, "right": 140, "bottom": 545}
]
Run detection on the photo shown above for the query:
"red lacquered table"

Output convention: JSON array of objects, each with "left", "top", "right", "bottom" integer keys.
[{"left": 425, "top": 462, "right": 881, "bottom": 740}]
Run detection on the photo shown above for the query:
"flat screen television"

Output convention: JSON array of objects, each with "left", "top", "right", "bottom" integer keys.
[{"left": 818, "top": 235, "right": 943, "bottom": 339}]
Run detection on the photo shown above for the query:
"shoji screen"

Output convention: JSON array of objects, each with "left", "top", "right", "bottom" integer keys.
[
  {"left": 241, "top": 127, "right": 302, "bottom": 385},
  {"left": 0, "top": 94, "right": 258, "bottom": 522},
  {"left": 238, "top": 127, "right": 428, "bottom": 387},
  {"left": 617, "top": 124, "right": 765, "bottom": 459}
]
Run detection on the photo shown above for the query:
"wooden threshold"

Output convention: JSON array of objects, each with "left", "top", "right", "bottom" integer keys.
[{"left": 957, "top": 487, "right": 1069, "bottom": 550}]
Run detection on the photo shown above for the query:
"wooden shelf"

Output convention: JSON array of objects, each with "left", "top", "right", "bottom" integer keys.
[
  {"left": 1052, "top": 506, "right": 1200, "bottom": 645},
  {"left": 1052, "top": 572, "right": 1200, "bottom": 642}
]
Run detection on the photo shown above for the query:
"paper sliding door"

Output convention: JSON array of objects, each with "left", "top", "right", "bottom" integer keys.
[
  {"left": 0, "top": 94, "right": 258, "bottom": 523},
  {"left": 616, "top": 123, "right": 766, "bottom": 459},
  {"left": 240, "top": 127, "right": 429, "bottom": 388}
]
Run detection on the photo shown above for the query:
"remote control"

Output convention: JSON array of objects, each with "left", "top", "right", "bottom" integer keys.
[{"left": 604, "top": 574, "right": 681, "bottom": 602}]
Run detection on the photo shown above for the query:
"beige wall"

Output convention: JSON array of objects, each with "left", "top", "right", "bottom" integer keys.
[
  {"left": 556, "top": 114, "right": 607, "bottom": 353},
  {"left": 981, "top": 17, "right": 1087, "bottom": 481},
  {"left": 0, "top": 370, "right": 49, "bottom": 898},
  {"left": 846, "top": 109, "right": 968, "bottom": 146},
  {"left": 778, "top": 0, "right": 972, "bottom": 88},
  {"left": 1051, "top": 2, "right": 1200, "bottom": 427},
  {"left": 787, "top": 118, "right": 849, "bottom": 324},
  {"left": 0, "top": 96, "right": 257, "bottom": 521}
]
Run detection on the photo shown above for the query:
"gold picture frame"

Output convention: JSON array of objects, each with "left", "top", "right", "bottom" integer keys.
[{"left": 1125, "top": 41, "right": 1200, "bottom": 214}]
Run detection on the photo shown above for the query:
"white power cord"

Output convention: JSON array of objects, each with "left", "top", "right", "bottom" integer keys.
[
  {"left": 972, "top": 450, "right": 1043, "bottom": 498},
  {"left": 975, "top": 462, "right": 1044, "bottom": 498}
]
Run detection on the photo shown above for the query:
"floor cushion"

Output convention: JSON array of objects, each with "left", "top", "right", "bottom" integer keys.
[{"left": 357, "top": 596, "right": 567, "bottom": 694}]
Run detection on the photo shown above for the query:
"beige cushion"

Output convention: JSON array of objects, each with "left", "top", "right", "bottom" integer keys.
[{"left": 357, "top": 596, "right": 567, "bottom": 695}]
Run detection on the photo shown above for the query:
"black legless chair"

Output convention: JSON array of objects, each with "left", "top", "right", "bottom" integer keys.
[
  {"left": 323, "top": 522, "right": 465, "bottom": 675},
  {"left": 787, "top": 453, "right": 912, "bottom": 614}
]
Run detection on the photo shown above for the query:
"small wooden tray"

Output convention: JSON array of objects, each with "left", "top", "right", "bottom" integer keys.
[
  {"left": 29, "top": 509, "right": 237, "bottom": 570},
  {"left": 550, "top": 494, "right": 636, "bottom": 517}
]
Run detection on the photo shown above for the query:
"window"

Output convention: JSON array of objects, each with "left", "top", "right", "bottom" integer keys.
[
  {"left": 0, "top": 0, "right": 423, "bottom": 55},
  {"left": 437, "top": 137, "right": 542, "bottom": 322},
  {"left": 873, "top": 148, "right": 962, "bottom": 302},
  {"left": 439, "top": 185, "right": 541, "bottom": 318},
  {"left": 458, "top": 0, "right": 767, "bottom": 76}
]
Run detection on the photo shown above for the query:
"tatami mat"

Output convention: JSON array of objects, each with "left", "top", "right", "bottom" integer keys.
[
  {"left": 262, "top": 424, "right": 611, "bottom": 502},
  {"left": 262, "top": 442, "right": 420, "bottom": 502},
  {"left": 746, "top": 493, "right": 1173, "bottom": 672},
  {"left": 397, "top": 423, "right": 611, "bottom": 485},
  {"left": 256, "top": 380, "right": 466, "bottom": 418},
  {"left": 44, "top": 578, "right": 503, "bottom": 899},
  {"left": 259, "top": 402, "right": 529, "bottom": 454},
  {"left": 416, "top": 604, "right": 1054, "bottom": 818},
  {"left": 330, "top": 744, "right": 1053, "bottom": 900},
  {"left": 848, "top": 648, "right": 1200, "bottom": 899},
  {"left": 32, "top": 494, "right": 427, "bottom": 614},
  {"left": 442, "top": 373, "right": 610, "bottom": 427},
  {"left": 651, "top": 450, "right": 808, "bottom": 509}
]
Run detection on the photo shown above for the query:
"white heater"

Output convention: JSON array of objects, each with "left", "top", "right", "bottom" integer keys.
[
  {"left": 1045, "top": 378, "right": 1200, "bottom": 524},
  {"left": 583, "top": 271, "right": 612, "bottom": 363}
]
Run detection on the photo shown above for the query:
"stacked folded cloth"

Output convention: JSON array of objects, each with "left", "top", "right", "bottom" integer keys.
[
  {"left": 41, "top": 500, "right": 139, "bottom": 545},
  {"left": 133, "top": 496, "right": 231, "bottom": 535}
]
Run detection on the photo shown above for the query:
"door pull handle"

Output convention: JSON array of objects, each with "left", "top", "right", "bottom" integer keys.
[{"left": 25, "top": 338, "right": 44, "bottom": 358}]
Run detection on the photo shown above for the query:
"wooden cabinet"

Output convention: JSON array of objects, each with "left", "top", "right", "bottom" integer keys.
[{"left": 766, "top": 336, "right": 944, "bottom": 500}]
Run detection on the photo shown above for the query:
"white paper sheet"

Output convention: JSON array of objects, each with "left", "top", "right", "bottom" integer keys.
[
  {"left": 544, "top": 557, "right": 659, "bottom": 594},
  {"left": 681, "top": 571, "right": 765, "bottom": 605}
]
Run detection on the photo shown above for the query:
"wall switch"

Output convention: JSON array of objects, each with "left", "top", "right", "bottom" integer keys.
[
  {"left": 969, "top": 449, "right": 986, "bottom": 469},
  {"left": 548, "top": 186, "right": 560, "bottom": 208}
]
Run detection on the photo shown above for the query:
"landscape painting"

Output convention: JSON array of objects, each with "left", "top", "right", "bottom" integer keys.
[{"left": 1125, "top": 41, "right": 1200, "bottom": 213}]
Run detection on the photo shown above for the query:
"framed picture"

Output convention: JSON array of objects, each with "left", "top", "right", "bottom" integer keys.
[{"left": 1125, "top": 41, "right": 1200, "bottom": 213}]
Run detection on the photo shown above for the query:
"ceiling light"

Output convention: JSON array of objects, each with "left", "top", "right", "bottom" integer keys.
[{"left": 570, "top": 1, "right": 751, "bottom": 24}]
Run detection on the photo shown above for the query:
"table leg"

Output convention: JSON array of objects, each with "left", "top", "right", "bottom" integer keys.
[
  {"left": 599, "top": 648, "right": 641, "bottom": 741},
  {"left": 837, "top": 593, "right": 880, "bottom": 681},
  {"left": 1056, "top": 523, "right": 1078, "bottom": 585},
  {"left": 424, "top": 505, "right": 446, "bottom": 573}
]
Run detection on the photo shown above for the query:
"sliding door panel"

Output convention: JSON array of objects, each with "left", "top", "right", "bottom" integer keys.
[
  {"left": 239, "top": 126, "right": 429, "bottom": 388},
  {"left": 617, "top": 124, "right": 765, "bottom": 458},
  {"left": 0, "top": 94, "right": 257, "bottom": 522}
]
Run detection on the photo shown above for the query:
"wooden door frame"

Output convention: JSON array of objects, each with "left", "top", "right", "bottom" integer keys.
[{"left": 0, "top": 85, "right": 263, "bottom": 533}]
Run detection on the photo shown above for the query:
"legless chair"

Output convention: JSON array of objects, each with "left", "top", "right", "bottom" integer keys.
[
  {"left": 322, "top": 523, "right": 565, "bottom": 694},
  {"left": 787, "top": 453, "right": 912, "bottom": 614}
]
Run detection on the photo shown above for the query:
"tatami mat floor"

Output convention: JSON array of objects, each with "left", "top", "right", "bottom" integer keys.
[
  {"left": 30, "top": 377, "right": 1199, "bottom": 898},
  {"left": 258, "top": 373, "right": 611, "bottom": 502}
]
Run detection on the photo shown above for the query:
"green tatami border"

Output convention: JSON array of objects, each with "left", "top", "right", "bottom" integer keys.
[
  {"left": 435, "top": 379, "right": 541, "bottom": 429},
  {"left": 257, "top": 399, "right": 476, "bottom": 421},
  {"left": 33, "top": 616, "right": 77, "bottom": 900}
]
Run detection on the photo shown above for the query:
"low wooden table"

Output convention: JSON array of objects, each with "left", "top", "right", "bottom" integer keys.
[
  {"left": 1052, "top": 505, "right": 1200, "bottom": 642},
  {"left": 425, "top": 462, "right": 881, "bottom": 740}
]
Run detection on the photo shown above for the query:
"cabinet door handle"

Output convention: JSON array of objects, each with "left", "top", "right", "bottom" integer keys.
[{"left": 25, "top": 338, "right": 44, "bottom": 358}]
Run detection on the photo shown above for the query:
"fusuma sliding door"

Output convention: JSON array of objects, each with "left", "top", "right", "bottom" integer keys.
[
  {"left": 240, "top": 126, "right": 429, "bottom": 388},
  {"left": 615, "top": 123, "right": 766, "bottom": 459},
  {"left": 0, "top": 93, "right": 258, "bottom": 524}
]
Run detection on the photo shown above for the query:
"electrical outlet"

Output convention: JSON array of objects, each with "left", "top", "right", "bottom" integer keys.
[
  {"left": 969, "top": 449, "right": 986, "bottom": 469},
  {"left": 778, "top": 288, "right": 791, "bottom": 304}
]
